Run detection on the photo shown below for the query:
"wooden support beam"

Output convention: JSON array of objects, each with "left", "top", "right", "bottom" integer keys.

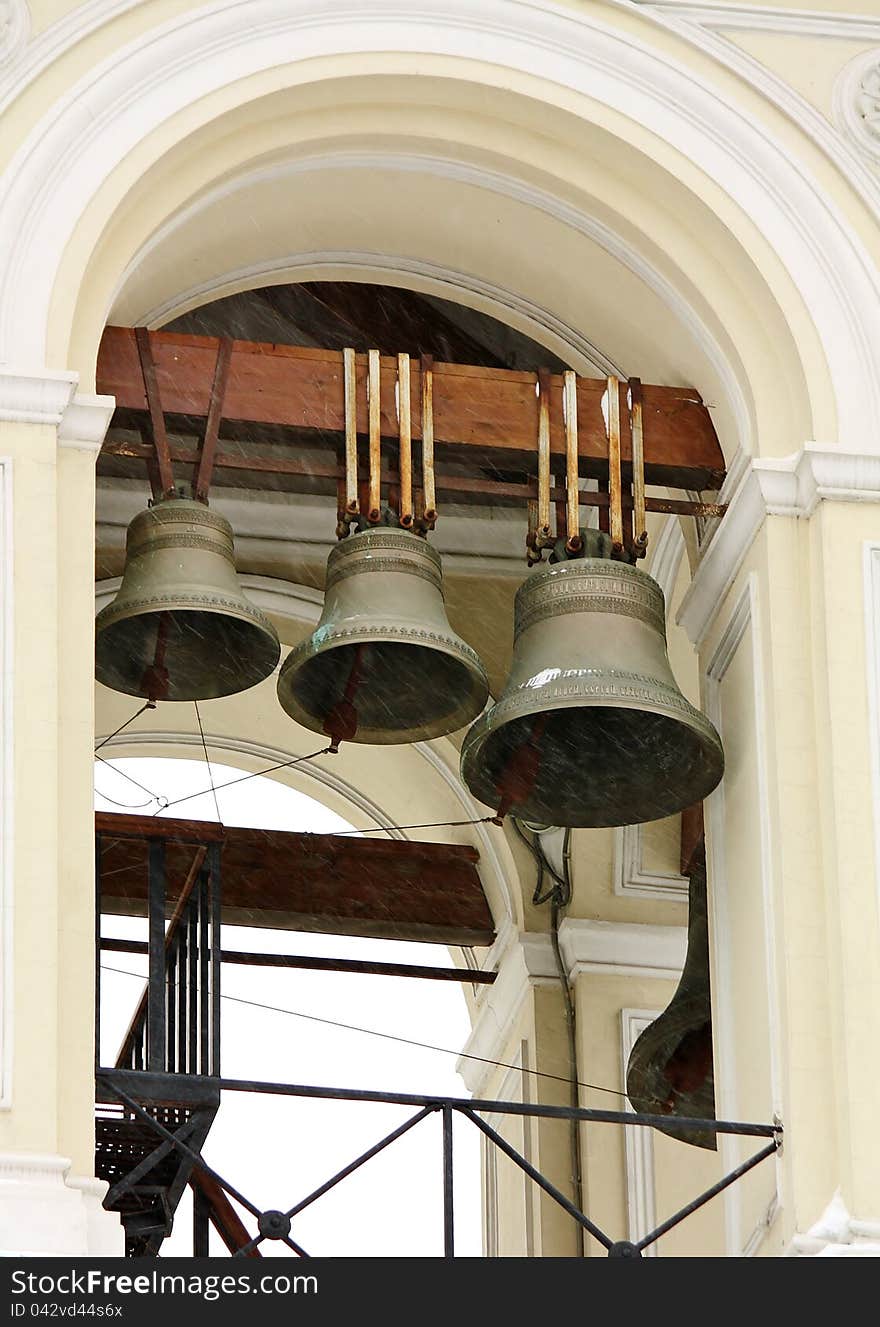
[
  {"left": 97, "top": 326, "right": 726, "bottom": 491},
  {"left": 96, "top": 812, "right": 494, "bottom": 946}
]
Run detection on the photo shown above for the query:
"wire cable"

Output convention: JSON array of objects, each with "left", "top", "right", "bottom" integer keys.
[
  {"left": 100, "top": 962, "right": 630, "bottom": 1100},
  {"left": 94, "top": 754, "right": 167, "bottom": 808},
  {"left": 152, "top": 746, "right": 334, "bottom": 816},
  {"left": 194, "top": 700, "right": 222, "bottom": 826},
  {"left": 94, "top": 701, "right": 155, "bottom": 754},
  {"left": 331, "top": 816, "right": 499, "bottom": 837}
]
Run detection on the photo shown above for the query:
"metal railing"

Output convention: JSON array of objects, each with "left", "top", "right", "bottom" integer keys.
[{"left": 96, "top": 1068, "right": 782, "bottom": 1258}]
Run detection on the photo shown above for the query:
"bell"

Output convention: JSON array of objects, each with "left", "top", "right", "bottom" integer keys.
[
  {"left": 95, "top": 497, "right": 281, "bottom": 701},
  {"left": 276, "top": 528, "right": 489, "bottom": 745},
  {"left": 626, "top": 864, "right": 716, "bottom": 1149},
  {"left": 460, "top": 557, "right": 723, "bottom": 826}
]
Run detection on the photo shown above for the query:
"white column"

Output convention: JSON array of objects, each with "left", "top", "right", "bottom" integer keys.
[{"left": 0, "top": 370, "right": 122, "bottom": 1255}]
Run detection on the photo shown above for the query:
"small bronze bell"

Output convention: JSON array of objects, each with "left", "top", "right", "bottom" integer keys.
[
  {"left": 95, "top": 497, "right": 280, "bottom": 701},
  {"left": 626, "top": 864, "right": 716, "bottom": 1149},
  {"left": 460, "top": 557, "right": 723, "bottom": 826},
  {"left": 276, "top": 528, "right": 489, "bottom": 745}
]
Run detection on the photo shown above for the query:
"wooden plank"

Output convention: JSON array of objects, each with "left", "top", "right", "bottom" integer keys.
[
  {"left": 96, "top": 812, "right": 494, "bottom": 946},
  {"left": 97, "top": 326, "right": 726, "bottom": 489}
]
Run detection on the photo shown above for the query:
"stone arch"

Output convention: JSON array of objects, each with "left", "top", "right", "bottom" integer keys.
[{"left": 0, "top": 0, "right": 876, "bottom": 467}]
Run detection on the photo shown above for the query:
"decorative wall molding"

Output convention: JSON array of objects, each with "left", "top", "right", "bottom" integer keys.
[
  {"left": 835, "top": 49, "right": 880, "bottom": 165},
  {"left": 132, "top": 245, "right": 620, "bottom": 384},
  {"left": 0, "top": 1153, "right": 123, "bottom": 1256},
  {"left": 613, "top": 824, "right": 689, "bottom": 902},
  {"left": 620, "top": 1008, "right": 661, "bottom": 1256},
  {"left": 0, "top": 459, "right": 11, "bottom": 1110},
  {"left": 704, "top": 574, "right": 781, "bottom": 1255},
  {"left": 0, "top": 1, "right": 29, "bottom": 69},
  {"left": 679, "top": 446, "right": 880, "bottom": 648},
  {"left": 96, "top": 728, "right": 403, "bottom": 836},
  {"left": 641, "top": 3, "right": 880, "bottom": 40}
]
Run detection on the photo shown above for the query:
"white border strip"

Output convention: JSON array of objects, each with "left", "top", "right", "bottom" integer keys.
[
  {"left": 0, "top": 457, "right": 13, "bottom": 1109},
  {"left": 864, "top": 543, "right": 880, "bottom": 929}
]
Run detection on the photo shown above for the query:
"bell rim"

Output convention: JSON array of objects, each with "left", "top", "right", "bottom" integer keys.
[
  {"left": 95, "top": 611, "right": 281, "bottom": 701},
  {"left": 460, "top": 689, "right": 724, "bottom": 826},
  {"left": 276, "top": 625, "right": 490, "bottom": 745},
  {"left": 461, "top": 668, "right": 723, "bottom": 752},
  {"left": 95, "top": 591, "right": 279, "bottom": 639}
]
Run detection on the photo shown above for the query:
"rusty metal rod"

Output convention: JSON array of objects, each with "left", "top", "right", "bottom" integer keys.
[
  {"left": 397, "top": 353, "right": 413, "bottom": 528},
  {"left": 134, "top": 327, "right": 175, "bottom": 499},
  {"left": 367, "top": 348, "right": 381, "bottom": 523},
  {"left": 536, "top": 369, "right": 552, "bottom": 545},
  {"left": 563, "top": 370, "right": 582, "bottom": 554},
  {"left": 420, "top": 353, "right": 437, "bottom": 527},
  {"left": 193, "top": 336, "right": 233, "bottom": 503},
  {"left": 629, "top": 376, "right": 648, "bottom": 556},
  {"left": 343, "top": 347, "right": 359, "bottom": 518},
  {"left": 101, "top": 937, "right": 497, "bottom": 985},
  {"left": 606, "top": 375, "right": 624, "bottom": 553}
]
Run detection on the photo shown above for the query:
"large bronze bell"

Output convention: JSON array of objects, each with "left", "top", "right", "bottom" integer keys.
[
  {"left": 95, "top": 497, "right": 281, "bottom": 701},
  {"left": 626, "top": 864, "right": 716, "bottom": 1149},
  {"left": 276, "top": 528, "right": 489, "bottom": 745},
  {"left": 460, "top": 557, "right": 723, "bottom": 826}
]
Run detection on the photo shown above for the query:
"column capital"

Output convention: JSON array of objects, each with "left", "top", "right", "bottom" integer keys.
[
  {"left": 0, "top": 367, "right": 114, "bottom": 451},
  {"left": 679, "top": 445, "right": 880, "bottom": 647}
]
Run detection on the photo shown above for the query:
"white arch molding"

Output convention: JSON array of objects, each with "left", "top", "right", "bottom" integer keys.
[
  {"left": 0, "top": 0, "right": 877, "bottom": 454},
  {"left": 96, "top": 729, "right": 519, "bottom": 935}
]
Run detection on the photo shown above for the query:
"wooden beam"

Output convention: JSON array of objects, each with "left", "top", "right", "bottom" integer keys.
[
  {"left": 97, "top": 326, "right": 726, "bottom": 490},
  {"left": 96, "top": 812, "right": 494, "bottom": 947}
]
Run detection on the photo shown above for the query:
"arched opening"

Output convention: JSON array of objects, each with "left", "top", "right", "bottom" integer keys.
[{"left": 96, "top": 754, "right": 483, "bottom": 1255}]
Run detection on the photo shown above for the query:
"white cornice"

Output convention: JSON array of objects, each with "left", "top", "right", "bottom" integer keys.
[
  {"left": 559, "top": 917, "right": 687, "bottom": 979},
  {"left": 0, "top": 371, "right": 114, "bottom": 451},
  {"left": 678, "top": 445, "right": 880, "bottom": 647},
  {"left": 58, "top": 392, "right": 116, "bottom": 452},
  {"left": 0, "top": 367, "right": 76, "bottom": 425}
]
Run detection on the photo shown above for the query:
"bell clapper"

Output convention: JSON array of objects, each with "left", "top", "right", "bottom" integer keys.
[
  {"left": 493, "top": 713, "right": 549, "bottom": 820},
  {"left": 321, "top": 642, "right": 366, "bottom": 751}
]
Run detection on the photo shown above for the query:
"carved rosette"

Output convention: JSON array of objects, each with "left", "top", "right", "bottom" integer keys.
[{"left": 835, "top": 49, "right": 880, "bottom": 164}]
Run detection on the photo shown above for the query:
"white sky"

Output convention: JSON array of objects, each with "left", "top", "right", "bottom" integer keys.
[{"left": 96, "top": 756, "right": 482, "bottom": 1258}]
